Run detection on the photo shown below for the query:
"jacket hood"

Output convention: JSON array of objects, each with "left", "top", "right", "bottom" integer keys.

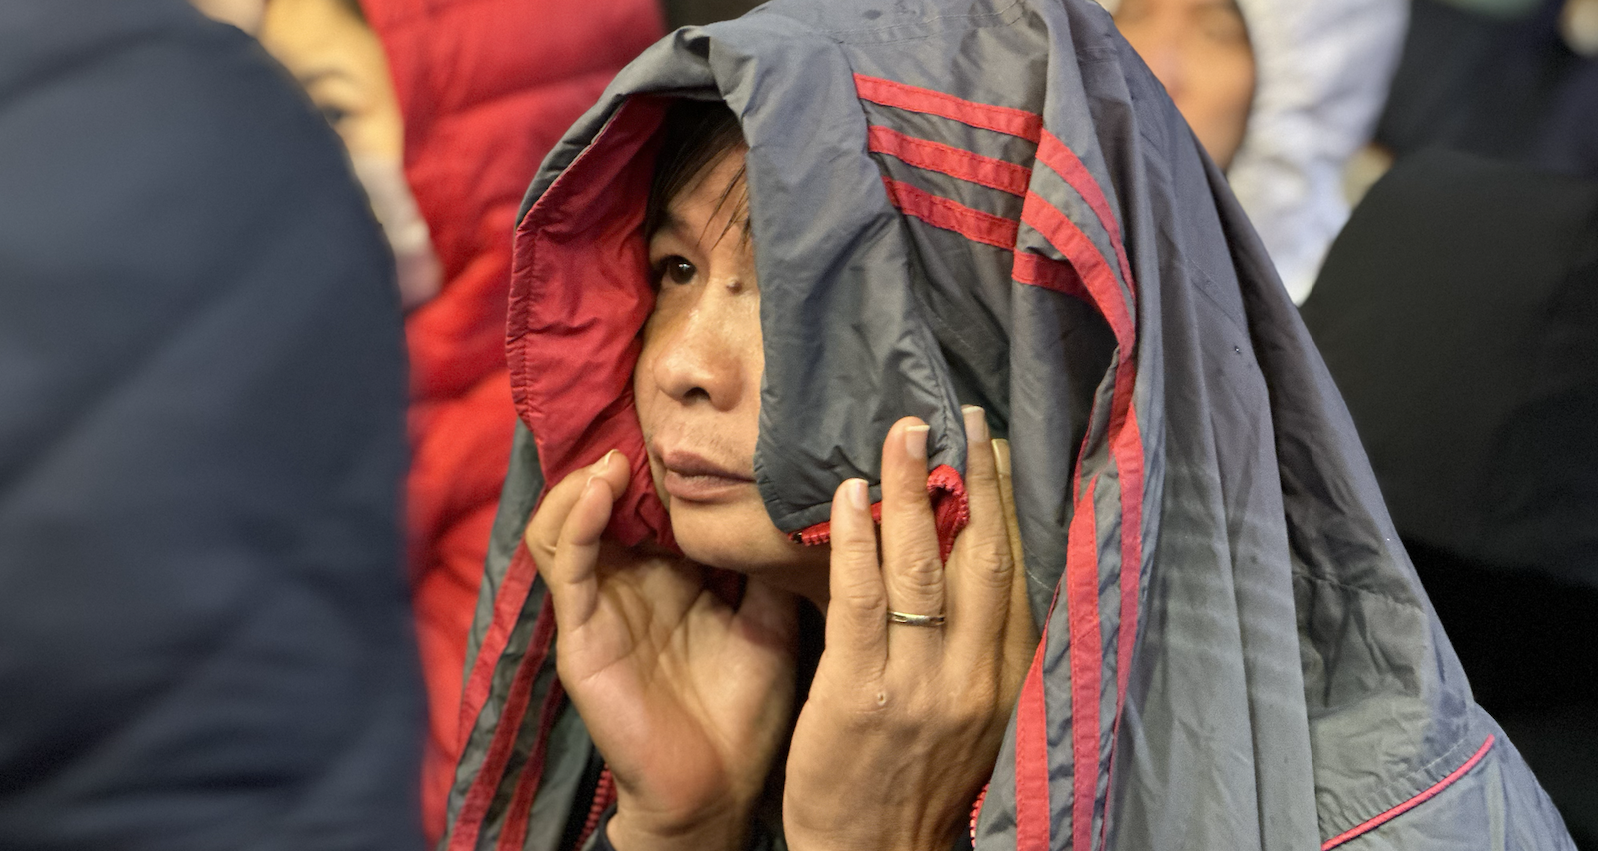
[{"left": 446, "top": 1, "right": 1574, "bottom": 849}]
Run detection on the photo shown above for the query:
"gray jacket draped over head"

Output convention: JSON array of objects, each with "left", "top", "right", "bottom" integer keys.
[{"left": 442, "top": 0, "right": 1577, "bottom": 848}]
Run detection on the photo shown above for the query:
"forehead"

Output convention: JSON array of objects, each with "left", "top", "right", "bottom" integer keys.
[{"left": 652, "top": 147, "right": 752, "bottom": 246}]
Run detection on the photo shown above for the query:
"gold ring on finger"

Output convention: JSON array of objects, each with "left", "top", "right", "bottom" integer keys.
[{"left": 886, "top": 610, "right": 946, "bottom": 627}]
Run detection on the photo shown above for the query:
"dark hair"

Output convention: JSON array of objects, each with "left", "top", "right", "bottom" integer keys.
[{"left": 644, "top": 99, "right": 749, "bottom": 242}]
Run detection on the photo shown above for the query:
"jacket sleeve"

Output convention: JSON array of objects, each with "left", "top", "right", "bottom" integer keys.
[{"left": 0, "top": 2, "right": 423, "bottom": 848}]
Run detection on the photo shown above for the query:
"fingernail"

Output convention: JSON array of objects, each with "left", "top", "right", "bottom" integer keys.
[
  {"left": 991, "top": 437, "right": 1011, "bottom": 472},
  {"left": 597, "top": 449, "right": 618, "bottom": 469},
  {"left": 846, "top": 478, "right": 868, "bottom": 510},
  {"left": 962, "top": 405, "right": 988, "bottom": 444},
  {"left": 905, "top": 424, "right": 929, "bottom": 461}
]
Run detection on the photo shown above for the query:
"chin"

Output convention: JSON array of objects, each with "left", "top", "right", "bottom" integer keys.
[{"left": 667, "top": 497, "right": 830, "bottom": 598}]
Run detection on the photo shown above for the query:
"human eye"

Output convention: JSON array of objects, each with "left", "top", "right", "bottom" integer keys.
[
  {"left": 318, "top": 103, "right": 351, "bottom": 128},
  {"left": 652, "top": 255, "right": 698, "bottom": 288}
]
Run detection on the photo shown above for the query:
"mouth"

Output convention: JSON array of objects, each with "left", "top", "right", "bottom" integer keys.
[{"left": 657, "top": 448, "right": 755, "bottom": 503}]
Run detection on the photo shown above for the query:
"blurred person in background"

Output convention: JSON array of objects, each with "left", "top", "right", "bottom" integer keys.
[
  {"left": 248, "top": 0, "right": 662, "bottom": 840},
  {"left": 0, "top": 0, "right": 422, "bottom": 848},
  {"left": 1103, "top": 0, "right": 1407, "bottom": 303},
  {"left": 1377, "top": 0, "right": 1598, "bottom": 179},
  {"left": 1302, "top": 149, "right": 1598, "bottom": 849},
  {"left": 260, "top": 0, "right": 443, "bottom": 312}
]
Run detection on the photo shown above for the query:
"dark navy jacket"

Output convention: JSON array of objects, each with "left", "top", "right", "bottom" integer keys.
[{"left": 0, "top": 1, "right": 424, "bottom": 847}]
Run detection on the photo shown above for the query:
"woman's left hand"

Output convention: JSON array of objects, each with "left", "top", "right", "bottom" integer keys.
[{"left": 783, "top": 408, "right": 1037, "bottom": 851}]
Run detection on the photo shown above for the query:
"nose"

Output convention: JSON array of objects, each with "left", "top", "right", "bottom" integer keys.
[{"left": 649, "top": 281, "right": 749, "bottom": 411}]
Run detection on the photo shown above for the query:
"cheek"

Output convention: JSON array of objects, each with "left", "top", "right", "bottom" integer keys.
[
  {"left": 631, "top": 347, "right": 669, "bottom": 504},
  {"left": 719, "top": 278, "right": 764, "bottom": 371},
  {"left": 633, "top": 311, "right": 668, "bottom": 418},
  {"left": 739, "top": 306, "right": 765, "bottom": 424}
]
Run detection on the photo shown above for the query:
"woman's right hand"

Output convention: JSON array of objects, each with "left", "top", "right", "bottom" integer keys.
[{"left": 525, "top": 451, "right": 799, "bottom": 851}]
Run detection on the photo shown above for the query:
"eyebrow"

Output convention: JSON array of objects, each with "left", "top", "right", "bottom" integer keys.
[
  {"left": 649, "top": 209, "right": 695, "bottom": 249},
  {"left": 651, "top": 195, "right": 753, "bottom": 250},
  {"left": 662, "top": 210, "right": 693, "bottom": 239}
]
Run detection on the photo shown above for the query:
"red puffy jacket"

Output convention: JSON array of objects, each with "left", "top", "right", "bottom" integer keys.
[{"left": 362, "top": 0, "right": 662, "bottom": 839}]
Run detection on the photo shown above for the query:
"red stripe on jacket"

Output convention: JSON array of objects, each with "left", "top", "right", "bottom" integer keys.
[
  {"left": 448, "top": 593, "right": 559, "bottom": 851},
  {"left": 493, "top": 677, "right": 570, "bottom": 851},
  {"left": 1321, "top": 736, "right": 1497, "bottom": 850},
  {"left": 856, "top": 73, "right": 1148, "bottom": 851},
  {"left": 456, "top": 545, "right": 539, "bottom": 758},
  {"left": 881, "top": 177, "right": 1019, "bottom": 249},
  {"left": 854, "top": 73, "right": 1043, "bottom": 140},
  {"left": 1066, "top": 479, "right": 1103, "bottom": 851},
  {"left": 1014, "top": 639, "right": 1053, "bottom": 851},
  {"left": 868, "top": 125, "right": 1031, "bottom": 195}
]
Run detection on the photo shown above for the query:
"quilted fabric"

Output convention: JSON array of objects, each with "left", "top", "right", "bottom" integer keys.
[{"left": 361, "top": 0, "right": 663, "bottom": 840}]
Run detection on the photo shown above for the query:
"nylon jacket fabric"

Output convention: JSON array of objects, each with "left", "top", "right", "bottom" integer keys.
[
  {"left": 360, "top": 0, "right": 662, "bottom": 838},
  {"left": 445, "top": 0, "right": 1575, "bottom": 849},
  {"left": 0, "top": 1, "right": 421, "bottom": 847}
]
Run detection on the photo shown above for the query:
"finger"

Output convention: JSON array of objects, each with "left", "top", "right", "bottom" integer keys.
[
  {"left": 824, "top": 477, "right": 888, "bottom": 678},
  {"left": 545, "top": 473, "right": 618, "bottom": 631},
  {"left": 878, "top": 416, "right": 944, "bottom": 666},
  {"left": 524, "top": 452, "right": 630, "bottom": 630},
  {"left": 993, "top": 437, "right": 1039, "bottom": 707},
  {"left": 523, "top": 451, "right": 629, "bottom": 568},
  {"left": 945, "top": 407, "right": 1016, "bottom": 672},
  {"left": 992, "top": 438, "right": 1025, "bottom": 572}
]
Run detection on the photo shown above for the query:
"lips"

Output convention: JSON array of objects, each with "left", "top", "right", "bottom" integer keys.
[{"left": 657, "top": 448, "right": 755, "bottom": 503}]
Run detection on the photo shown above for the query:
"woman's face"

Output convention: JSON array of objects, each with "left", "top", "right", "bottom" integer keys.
[
  {"left": 634, "top": 148, "right": 831, "bottom": 603},
  {"left": 258, "top": 0, "right": 401, "bottom": 162},
  {"left": 1114, "top": 0, "right": 1255, "bottom": 169},
  {"left": 258, "top": 0, "right": 443, "bottom": 308}
]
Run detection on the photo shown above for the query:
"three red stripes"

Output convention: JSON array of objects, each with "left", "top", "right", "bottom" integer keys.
[
  {"left": 458, "top": 75, "right": 1144, "bottom": 851},
  {"left": 450, "top": 577, "right": 559, "bottom": 851},
  {"left": 856, "top": 71, "right": 1144, "bottom": 851}
]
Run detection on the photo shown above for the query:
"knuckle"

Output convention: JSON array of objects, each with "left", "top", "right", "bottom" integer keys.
[
  {"left": 837, "top": 573, "right": 886, "bottom": 613},
  {"left": 890, "top": 551, "right": 943, "bottom": 586},
  {"left": 524, "top": 530, "right": 558, "bottom": 567},
  {"left": 956, "top": 534, "right": 1013, "bottom": 589}
]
